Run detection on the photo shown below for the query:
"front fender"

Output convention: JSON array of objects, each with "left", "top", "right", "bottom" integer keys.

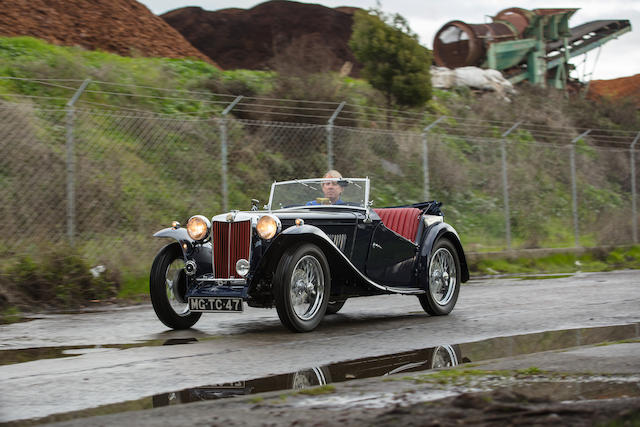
[
  {"left": 153, "top": 228, "right": 211, "bottom": 274},
  {"left": 153, "top": 227, "right": 194, "bottom": 243},
  {"left": 419, "top": 223, "right": 469, "bottom": 283},
  {"left": 251, "top": 224, "right": 348, "bottom": 288}
]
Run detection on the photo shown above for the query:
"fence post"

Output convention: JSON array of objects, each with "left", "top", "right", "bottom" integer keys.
[
  {"left": 65, "top": 79, "right": 91, "bottom": 247},
  {"left": 501, "top": 121, "right": 521, "bottom": 250},
  {"left": 422, "top": 116, "right": 446, "bottom": 201},
  {"left": 326, "top": 101, "right": 345, "bottom": 171},
  {"left": 570, "top": 129, "right": 591, "bottom": 247},
  {"left": 631, "top": 132, "right": 640, "bottom": 244},
  {"left": 220, "top": 95, "right": 243, "bottom": 212}
]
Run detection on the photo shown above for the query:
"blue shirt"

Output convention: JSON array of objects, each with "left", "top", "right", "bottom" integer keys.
[{"left": 306, "top": 199, "right": 345, "bottom": 206}]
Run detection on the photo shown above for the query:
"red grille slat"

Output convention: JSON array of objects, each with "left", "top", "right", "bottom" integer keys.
[{"left": 212, "top": 220, "right": 251, "bottom": 279}]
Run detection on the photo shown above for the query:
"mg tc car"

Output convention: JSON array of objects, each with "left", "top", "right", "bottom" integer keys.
[{"left": 150, "top": 177, "right": 469, "bottom": 332}]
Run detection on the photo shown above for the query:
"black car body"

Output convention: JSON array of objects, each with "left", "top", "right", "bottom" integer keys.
[{"left": 150, "top": 177, "right": 469, "bottom": 332}]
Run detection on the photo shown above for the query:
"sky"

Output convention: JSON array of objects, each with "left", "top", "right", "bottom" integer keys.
[{"left": 140, "top": 0, "right": 640, "bottom": 81}]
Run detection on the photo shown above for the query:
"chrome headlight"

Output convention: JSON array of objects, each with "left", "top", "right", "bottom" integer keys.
[
  {"left": 186, "top": 215, "right": 211, "bottom": 241},
  {"left": 256, "top": 215, "right": 281, "bottom": 240},
  {"left": 236, "top": 259, "right": 250, "bottom": 277}
]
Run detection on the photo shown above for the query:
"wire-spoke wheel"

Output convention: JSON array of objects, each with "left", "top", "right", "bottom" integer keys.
[
  {"left": 418, "top": 238, "right": 461, "bottom": 316},
  {"left": 165, "top": 257, "right": 190, "bottom": 316},
  {"left": 290, "top": 255, "right": 325, "bottom": 321},
  {"left": 274, "top": 243, "right": 331, "bottom": 332},
  {"left": 430, "top": 345, "right": 461, "bottom": 369},
  {"left": 150, "top": 243, "right": 201, "bottom": 329}
]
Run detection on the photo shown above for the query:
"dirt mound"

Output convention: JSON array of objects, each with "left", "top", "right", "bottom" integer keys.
[
  {"left": 162, "top": 0, "right": 362, "bottom": 75},
  {"left": 587, "top": 74, "right": 640, "bottom": 107},
  {"left": 0, "top": 0, "right": 216, "bottom": 65}
]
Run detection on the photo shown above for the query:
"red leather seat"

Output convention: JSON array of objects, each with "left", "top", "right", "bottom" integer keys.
[{"left": 374, "top": 208, "right": 422, "bottom": 242}]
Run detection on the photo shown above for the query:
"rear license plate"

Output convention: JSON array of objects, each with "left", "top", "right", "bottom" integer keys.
[{"left": 188, "top": 297, "right": 243, "bottom": 312}]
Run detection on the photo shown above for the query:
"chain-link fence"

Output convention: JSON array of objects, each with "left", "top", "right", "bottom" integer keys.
[{"left": 1, "top": 98, "right": 638, "bottom": 274}]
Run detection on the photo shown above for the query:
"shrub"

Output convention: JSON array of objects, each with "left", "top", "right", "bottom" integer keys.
[{"left": 1, "top": 245, "right": 119, "bottom": 310}]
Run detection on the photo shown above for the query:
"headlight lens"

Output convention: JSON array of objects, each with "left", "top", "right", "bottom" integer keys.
[
  {"left": 256, "top": 215, "right": 280, "bottom": 240},
  {"left": 186, "top": 215, "right": 211, "bottom": 241},
  {"left": 236, "top": 259, "right": 250, "bottom": 277}
]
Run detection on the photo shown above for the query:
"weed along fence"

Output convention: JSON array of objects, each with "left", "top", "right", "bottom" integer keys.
[{"left": 0, "top": 79, "right": 638, "bottom": 275}]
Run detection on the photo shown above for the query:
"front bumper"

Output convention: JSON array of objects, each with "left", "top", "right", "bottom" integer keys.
[{"left": 186, "top": 275, "right": 249, "bottom": 299}]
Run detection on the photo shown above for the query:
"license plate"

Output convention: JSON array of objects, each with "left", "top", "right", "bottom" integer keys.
[{"left": 188, "top": 297, "right": 243, "bottom": 312}]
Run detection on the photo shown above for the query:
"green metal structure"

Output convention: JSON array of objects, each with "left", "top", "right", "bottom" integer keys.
[{"left": 433, "top": 8, "right": 631, "bottom": 88}]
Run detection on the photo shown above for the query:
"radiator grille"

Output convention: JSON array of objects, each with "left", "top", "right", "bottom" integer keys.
[{"left": 212, "top": 220, "right": 251, "bottom": 279}]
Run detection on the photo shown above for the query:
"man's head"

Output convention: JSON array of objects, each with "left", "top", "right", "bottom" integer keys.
[{"left": 322, "top": 170, "right": 343, "bottom": 204}]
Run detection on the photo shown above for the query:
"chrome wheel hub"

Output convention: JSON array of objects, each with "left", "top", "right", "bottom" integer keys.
[
  {"left": 165, "top": 258, "right": 190, "bottom": 316},
  {"left": 431, "top": 345, "right": 458, "bottom": 369},
  {"left": 429, "top": 248, "right": 457, "bottom": 306},
  {"left": 290, "top": 255, "right": 324, "bottom": 321}
]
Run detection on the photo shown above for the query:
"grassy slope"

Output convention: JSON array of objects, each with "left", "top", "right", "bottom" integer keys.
[{"left": 0, "top": 36, "right": 638, "bottom": 307}]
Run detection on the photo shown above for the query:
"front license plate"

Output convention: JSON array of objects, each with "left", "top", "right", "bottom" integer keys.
[{"left": 188, "top": 297, "right": 243, "bottom": 312}]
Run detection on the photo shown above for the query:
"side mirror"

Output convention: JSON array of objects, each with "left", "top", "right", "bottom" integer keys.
[{"left": 251, "top": 199, "right": 260, "bottom": 211}]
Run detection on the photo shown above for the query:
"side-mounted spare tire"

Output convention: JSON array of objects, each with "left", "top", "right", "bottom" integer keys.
[
  {"left": 418, "top": 238, "right": 461, "bottom": 316},
  {"left": 150, "top": 243, "right": 202, "bottom": 329}
]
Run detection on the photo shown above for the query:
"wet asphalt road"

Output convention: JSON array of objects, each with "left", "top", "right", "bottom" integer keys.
[{"left": 1, "top": 270, "right": 639, "bottom": 423}]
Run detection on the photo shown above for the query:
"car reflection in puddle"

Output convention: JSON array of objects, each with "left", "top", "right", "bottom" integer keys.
[{"left": 152, "top": 344, "right": 463, "bottom": 407}]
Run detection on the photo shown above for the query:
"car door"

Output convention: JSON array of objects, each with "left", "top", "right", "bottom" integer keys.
[{"left": 364, "top": 221, "right": 418, "bottom": 287}]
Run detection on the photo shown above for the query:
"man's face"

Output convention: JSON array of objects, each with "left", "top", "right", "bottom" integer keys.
[{"left": 322, "top": 179, "right": 343, "bottom": 203}]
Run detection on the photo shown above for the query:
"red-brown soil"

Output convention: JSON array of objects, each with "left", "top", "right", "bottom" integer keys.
[
  {"left": 0, "top": 0, "right": 216, "bottom": 66},
  {"left": 587, "top": 74, "right": 640, "bottom": 107},
  {"left": 162, "top": 0, "right": 362, "bottom": 75}
]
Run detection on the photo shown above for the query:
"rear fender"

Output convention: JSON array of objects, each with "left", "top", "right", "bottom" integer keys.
[{"left": 419, "top": 223, "right": 469, "bottom": 283}]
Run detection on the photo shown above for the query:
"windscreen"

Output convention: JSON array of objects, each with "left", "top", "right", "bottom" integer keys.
[{"left": 269, "top": 178, "right": 368, "bottom": 210}]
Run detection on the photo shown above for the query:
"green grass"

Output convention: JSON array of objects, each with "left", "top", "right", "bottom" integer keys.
[
  {"left": 296, "top": 385, "right": 336, "bottom": 395},
  {"left": 0, "top": 307, "right": 22, "bottom": 324},
  {"left": 470, "top": 246, "right": 640, "bottom": 276},
  {"left": 117, "top": 275, "right": 149, "bottom": 300}
]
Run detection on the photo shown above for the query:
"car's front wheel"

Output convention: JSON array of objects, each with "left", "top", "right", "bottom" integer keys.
[
  {"left": 150, "top": 243, "right": 202, "bottom": 329},
  {"left": 273, "top": 243, "right": 331, "bottom": 332},
  {"left": 417, "top": 238, "right": 461, "bottom": 316}
]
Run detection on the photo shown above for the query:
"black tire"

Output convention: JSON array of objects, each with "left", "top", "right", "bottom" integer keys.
[
  {"left": 273, "top": 243, "right": 331, "bottom": 332},
  {"left": 289, "top": 367, "right": 332, "bottom": 390},
  {"left": 325, "top": 299, "right": 346, "bottom": 315},
  {"left": 430, "top": 344, "right": 462, "bottom": 369},
  {"left": 417, "top": 238, "right": 461, "bottom": 316},
  {"left": 150, "top": 243, "right": 202, "bottom": 329}
]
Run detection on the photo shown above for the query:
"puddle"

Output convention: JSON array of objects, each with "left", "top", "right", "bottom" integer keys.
[
  {"left": 8, "top": 323, "right": 640, "bottom": 425},
  {"left": 0, "top": 338, "right": 199, "bottom": 366},
  {"left": 148, "top": 323, "right": 640, "bottom": 409}
]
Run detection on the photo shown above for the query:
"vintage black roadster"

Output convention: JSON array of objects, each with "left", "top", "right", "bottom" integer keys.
[{"left": 150, "top": 177, "right": 469, "bottom": 332}]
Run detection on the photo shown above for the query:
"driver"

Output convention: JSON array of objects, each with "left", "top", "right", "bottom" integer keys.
[{"left": 307, "top": 170, "right": 345, "bottom": 205}]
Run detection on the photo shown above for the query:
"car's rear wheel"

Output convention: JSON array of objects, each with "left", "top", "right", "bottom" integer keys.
[
  {"left": 325, "top": 298, "right": 346, "bottom": 315},
  {"left": 273, "top": 243, "right": 331, "bottom": 332},
  {"left": 150, "top": 243, "right": 202, "bottom": 329},
  {"left": 418, "top": 238, "right": 461, "bottom": 316}
]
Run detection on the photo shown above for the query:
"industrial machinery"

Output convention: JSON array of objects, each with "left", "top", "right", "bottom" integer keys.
[{"left": 433, "top": 8, "right": 631, "bottom": 88}]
